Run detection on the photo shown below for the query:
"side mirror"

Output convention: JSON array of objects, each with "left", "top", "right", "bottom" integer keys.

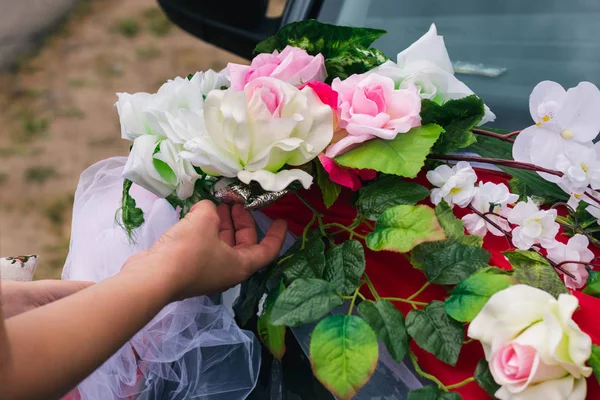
[{"left": 158, "top": 0, "right": 282, "bottom": 59}]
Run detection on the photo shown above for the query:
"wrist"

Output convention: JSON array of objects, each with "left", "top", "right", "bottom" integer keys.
[{"left": 120, "top": 253, "right": 182, "bottom": 304}]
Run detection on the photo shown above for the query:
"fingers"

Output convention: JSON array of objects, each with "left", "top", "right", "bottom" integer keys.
[
  {"left": 185, "top": 200, "right": 220, "bottom": 234},
  {"left": 231, "top": 204, "right": 258, "bottom": 247},
  {"left": 217, "top": 204, "right": 235, "bottom": 246},
  {"left": 32, "top": 280, "right": 94, "bottom": 305},
  {"left": 238, "top": 219, "right": 287, "bottom": 274}
]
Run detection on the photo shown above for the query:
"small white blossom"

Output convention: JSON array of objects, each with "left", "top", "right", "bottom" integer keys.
[
  {"left": 462, "top": 182, "right": 518, "bottom": 236},
  {"left": 547, "top": 234, "right": 594, "bottom": 289},
  {"left": 556, "top": 143, "right": 600, "bottom": 193},
  {"left": 426, "top": 161, "right": 477, "bottom": 208},
  {"left": 507, "top": 198, "right": 559, "bottom": 250}
]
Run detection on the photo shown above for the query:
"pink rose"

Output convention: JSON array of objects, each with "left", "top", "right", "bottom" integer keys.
[
  {"left": 325, "top": 73, "right": 422, "bottom": 158},
  {"left": 227, "top": 46, "right": 327, "bottom": 91},
  {"left": 318, "top": 154, "right": 376, "bottom": 191}
]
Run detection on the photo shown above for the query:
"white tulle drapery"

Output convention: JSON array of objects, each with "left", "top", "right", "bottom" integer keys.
[{"left": 62, "top": 157, "right": 260, "bottom": 400}]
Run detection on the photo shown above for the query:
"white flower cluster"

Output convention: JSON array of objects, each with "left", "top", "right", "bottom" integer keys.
[
  {"left": 512, "top": 80, "right": 600, "bottom": 223},
  {"left": 426, "top": 163, "right": 595, "bottom": 289}
]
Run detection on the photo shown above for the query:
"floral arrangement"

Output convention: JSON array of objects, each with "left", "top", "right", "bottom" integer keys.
[{"left": 115, "top": 20, "right": 600, "bottom": 400}]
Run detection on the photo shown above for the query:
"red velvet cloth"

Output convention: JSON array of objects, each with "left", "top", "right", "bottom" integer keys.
[{"left": 262, "top": 169, "right": 600, "bottom": 399}]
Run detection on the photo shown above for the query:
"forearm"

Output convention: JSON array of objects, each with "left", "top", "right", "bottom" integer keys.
[{"left": 0, "top": 262, "right": 176, "bottom": 400}]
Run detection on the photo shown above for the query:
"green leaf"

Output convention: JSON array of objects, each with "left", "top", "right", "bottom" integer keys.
[
  {"left": 408, "top": 386, "right": 462, "bottom": 400},
  {"left": 406, "top": 301, "right": 464, "bottom": 366},
  {"left": 423, "top": 243, "right": 491, "bottom": 285},
  {"left": 120, "top": 178, "right": 145, "bottom": 239},
  {"left": 233, "top": 272, "right": 268, "bottom": 326},
  {"left": 474, "top": 359, "right": 500, "bottom": 398},
  {"left": 316, "top": 159, "right": 342, "bottom": 208},
  {"left": 270, "top": 278, "right": 342, "bottom": 327},
  {"left": 435, "top": 200, "right": 464, "bottom": 241},
  {"left": 358, "top": 300, "right": 408, "bottom": 362},
  {"left": 421, "top": 95, "right": 484, "bottom": 154},
  {"left": 366, "top": 205, "right": 446, "bottom": 253},
  {"left": 583, "top": 270, "right": 600, "bottom": 297},
  {"left": 504, "top": 250, "right": 568, "bottom": 297},
  {"left": 254, "top": 20, "right": 388, "bottom": 81},
  {"left": 335, "top": 124, "right": 444, "bottom": 178},
  {"left": 461, "top": 235, "right": 484, "bottom": 247},
  {"left": 411, "top": 232, "right": 482, "bottom": 271},
  {"left": 282, "top": 234, "right": 326, "bottom": 282},
  {"left": 445, "top": 267, "right": 517, "bottom": 322},
  {"left": 589, "top": 344, "right": 600, "bottom": 384},
  {"left": 356, "top": 175, "right": 430, "bottom": 221},
  {"left": 323, "top": 240, "right": 366, "bottom": 296},
  {"left": 468, "top": 134, "right": 568, "bottom": 204},
  {"left": 257, "top": 281, "right": 287, "bottom": 359},
  {"left": 310, "top": 315, "right": 379, "bottom": 400}
]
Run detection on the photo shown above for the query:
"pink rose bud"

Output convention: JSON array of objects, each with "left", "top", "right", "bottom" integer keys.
[
  {"left": 228, "top": 46, "right": 327, "bottom": 91},
  {"left": 318, "top": 154, "right": 376, "bottom": 191}
]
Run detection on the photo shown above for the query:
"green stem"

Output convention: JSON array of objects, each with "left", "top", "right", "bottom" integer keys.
[
  {"left": 409, "top": 352, "right": 448, "bottom": 392},
  {"left": 357, "top": 291, "right": 366, "bottom": 301},
  {"left": 301, "top": 214, "right": 317, "bottom": 250},
  {"left": 347, "top": 288, "right": 360, "bottom": 316},
  {"left": 364, "top": 273, "right": 380, "bottom": 300},
  {"left": 323, "top": 223, "right": 367, "bottom": 240},
  {"left": 381, "top": 297, "right": 428, "bottom": 306},
  {"left": 446, "top": 377, "right": 476, "bottom": 390},
  {"left": 276, "top": 254, "right": 294, "bottom": 266},
  {"left": 407, "top": 282, "right": 430, "bottom": 301}
]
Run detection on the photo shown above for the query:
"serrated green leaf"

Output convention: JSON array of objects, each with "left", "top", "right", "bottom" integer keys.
[
  {"left": 367, "top": 204, "right": 446, "bottom": 253},
  {"left": 461, "top": 235, "right": 484, "bottom": 247},
  {"left": 435, "top": 200, "right": 464, "bottom": 241},
  {"left": 254, "top": 20, "right": 388, "bottom": 81},
  {"left": 310, "top": 315, "right": 379, "bottom": 400},
  {"left": 316, "top": 159, "right": 342, "bottom": 208},
  {"left": 335, "top": 124, "right": 444, "bottom": 178},
  {"left": 406, "top": 301, "right": 464, "bottom": 366},
  {"left": 422, "top": 95, "right": 484, "bottom": 154},
  {"left": 468, "top": 135, "right": 567, "bottom": 204},
  {"left": 270, "top": 278, "right": 342, "bottom": 327},
  {"left": 475, "top": 359, "right": 500, "bottom": 398},
  {"left": 282, "top": 234, "right": 326, "bottom": 282},
  {"left": 445, "top": 267, "right": 516, "bottom": 322},
  {"left": 411, "top": 234, "right": 483, "bottom": 271},
  {"left": 583, "top": 270, "right": 600, "bottom": 297},
  {"left": 408, "top": 386, "right": 462, "bottom": 400},
  {"left": 257, "top": 281, "right": 286, "bottom": 359},
  {"left": 423, "top": 243, "right": 490, "bottom": 285},
  {"left": 589, "top": 344, "right": 600, "bottom": 384},
  {"left": 358, "top": 300, "right": 408, "bottom": 362},
  {"left": 324, "top": 240, "right": 366, "bottom": 296},
  {"left": 504, "top": 250, "right": 568, "bottom": 298},
  {"left": 357, "top": 175, "right": 430, "bottom": 221}
]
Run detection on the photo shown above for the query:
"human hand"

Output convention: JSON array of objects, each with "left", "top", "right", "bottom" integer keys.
[
  {"left": 125, "top": 200, "right": 287, "bottom": 300},
  {"left": 1, "top": 280, "right": 94, "bottom": 318}
]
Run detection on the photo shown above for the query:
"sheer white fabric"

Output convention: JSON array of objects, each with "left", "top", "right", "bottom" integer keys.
[{"left": 62, "top": 157, "right": 260, "bottom": 400}]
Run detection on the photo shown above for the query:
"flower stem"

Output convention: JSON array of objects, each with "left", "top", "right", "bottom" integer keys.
[
  {"left": 407, "top": 281, "right": 430, "bottom": 301},
  {"left": 323, "top": 223, "right": 368, "bottom": 240},
  {"left": 428, "top": 154, "right": 563, "bottom": 177},
  {"left": 380, "top": 297, "right": 428, "bottom": 306},
  {"left": 472, "top": 128, "right": 515, "bottom": 143},
  {"left": 301, "top": 214, "right": 317, "bottom": 250},
  {"left": 467, "top": 205, "right": 512, "bottom": 238},
  {"left": 446, "top": 377, "right": 476, "bottom": 390},
  {"left": 364, "top": 273, "right": 380, "bottom": 300},
  {"left": 409, "top": 352, "right": 448, "bottom": 392},
  {"left": 348, "top": 288, "right": 360, "bottom": 316}
]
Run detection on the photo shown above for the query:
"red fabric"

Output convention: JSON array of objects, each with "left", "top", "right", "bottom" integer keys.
[{"left": 263, "top": 168, "right": 600, "bottom": 399}]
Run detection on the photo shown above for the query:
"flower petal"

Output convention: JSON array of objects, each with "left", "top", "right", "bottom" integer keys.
[
  {"left": 554, "top": 82, "right": 600, "bottom": 142},
  {"left": 237, "top": 168, "right": 313, "bottom": 191}
]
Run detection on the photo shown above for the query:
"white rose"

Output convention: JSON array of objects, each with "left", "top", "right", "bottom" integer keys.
[
  {"left": 115, "top": 70, "right": 228, "bottom": 141},
  {"left": 180, "top": 77, "right": 334, "bottom": 192},
  {"left": 123, "top": 135, "right": 200, "bottom": 200},
  {"left": 373, "top": 23, "right": 495, "bottom": 125},
  {"left": 426, "top": 161, "right": 477, "bottom": 208},
  {"left": 468, "top": 285, "right": 592, "bottom": 400}
]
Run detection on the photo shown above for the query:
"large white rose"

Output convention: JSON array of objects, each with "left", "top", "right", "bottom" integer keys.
[
  {"left": 468, "top": 285, "right": 592, "bottom": 400},
  {"left": 180, "top": 77, "right": 334, "bottom": 191},
  {"left": 115, "top": 70, "right": 229, "bottom": 141},
  {"left": 123, "top": 135, "right": 200, "bottom": 200},
  {"left": 373, "top": 23, "right": 495, "bottom": 125}
]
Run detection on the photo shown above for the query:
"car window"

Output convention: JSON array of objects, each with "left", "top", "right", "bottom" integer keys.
[{"left": 318, "top": 0, "right": 600, "bottom": 130}]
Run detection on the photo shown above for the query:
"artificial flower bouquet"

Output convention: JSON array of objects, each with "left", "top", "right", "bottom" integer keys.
[{"left": 115, "top": 20, "right": 600, "bottom": 400}]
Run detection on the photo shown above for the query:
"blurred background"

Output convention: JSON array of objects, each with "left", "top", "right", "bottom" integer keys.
[{"left": 0, "top": 0, "right": 284, "bottom": 280}]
